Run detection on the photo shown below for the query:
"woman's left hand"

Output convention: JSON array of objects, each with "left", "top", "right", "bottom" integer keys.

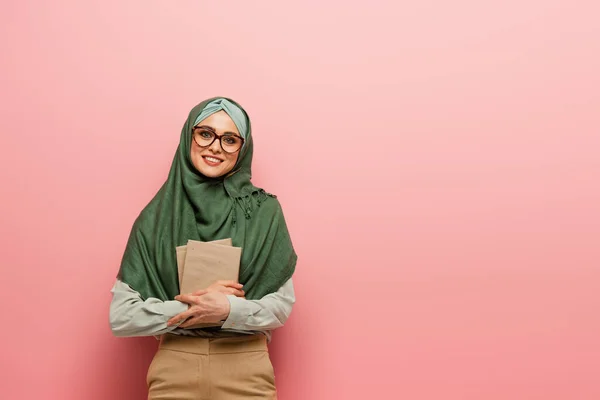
[{"left": 167, "top": 290, "right": 231, "bottom": 328}]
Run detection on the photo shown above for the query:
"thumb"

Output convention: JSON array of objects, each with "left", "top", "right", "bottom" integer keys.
[{"left": 191, "top": 289, "right": 208, "bottom": 296}]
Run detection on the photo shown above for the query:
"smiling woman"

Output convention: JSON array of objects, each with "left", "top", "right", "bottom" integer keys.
[
  {"left": 191, "top": 111, "right": 245, "bottom": 178},
  {"left": 109, "top": 97, "right": 297, "bottom": 399}
]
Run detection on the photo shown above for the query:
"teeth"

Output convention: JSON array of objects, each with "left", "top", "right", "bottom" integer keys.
[{"left": 205, "top": 156, "right": 222, "bottom": 163}]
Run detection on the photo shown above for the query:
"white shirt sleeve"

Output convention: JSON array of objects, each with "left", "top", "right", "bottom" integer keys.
[
  {"left": 109, "top": 278, "right": 296, "bottom": 337},
  {"left": 109, "top": 280, "right": 188, "bottom": 337},
  {"left": 222, "top": 278, "right": 296, "bottom": 331}
]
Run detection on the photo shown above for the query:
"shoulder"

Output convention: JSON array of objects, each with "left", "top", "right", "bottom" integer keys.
[{"left": 253, "top": 191, "right": 285, "bottom": 219}]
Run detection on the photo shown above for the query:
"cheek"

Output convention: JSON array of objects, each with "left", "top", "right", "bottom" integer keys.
[
  {"left": 190, "top": 147, "right": 201, "bottom": 162},
  {"left": 190, "top": 147, "right": 206, "bottom": 170},
  {"left": 225, "top": 153, "right": 239, "bottom": 167}
]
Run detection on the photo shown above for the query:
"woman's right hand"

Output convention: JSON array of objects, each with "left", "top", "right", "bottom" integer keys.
[{"left": 193, "top": 280, "right": 245, "bottom": 298}]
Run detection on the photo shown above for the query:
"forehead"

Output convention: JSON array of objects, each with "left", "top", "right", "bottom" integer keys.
[{"left": 195, "top": 111, "right": 240, "bottom": 135}]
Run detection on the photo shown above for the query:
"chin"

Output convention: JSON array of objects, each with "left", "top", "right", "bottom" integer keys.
[
  {"left": 203, "top": 170, "right": 223, "bottom": 178},
  {"left": 191, "top": 161, "right": 226, "bottom": 178},
  {"left": 196, "top": 167, "right": 221, "bottom": 178}
]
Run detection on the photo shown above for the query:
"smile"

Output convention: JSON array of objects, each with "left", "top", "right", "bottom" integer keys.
[{"left": 202, "top": 156, "right": 224, "bottom": 166}]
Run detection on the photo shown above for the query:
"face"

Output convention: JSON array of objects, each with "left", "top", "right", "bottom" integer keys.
[{"left": 190, "top": 111, "right": 241, "bottom": 178}]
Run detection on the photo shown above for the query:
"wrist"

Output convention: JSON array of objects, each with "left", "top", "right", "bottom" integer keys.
[{"left": 221, "top": 302, "right": 231, "bottom": 320}]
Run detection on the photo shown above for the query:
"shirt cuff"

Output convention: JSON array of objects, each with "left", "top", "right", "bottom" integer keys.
[{"left": 222, "top": 295, "right": 251, "bottom": 330}]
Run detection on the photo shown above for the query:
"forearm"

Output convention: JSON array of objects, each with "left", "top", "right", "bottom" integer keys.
[
  {"left": 109, "top": 280, "right": 187, "bottom": 337},
  {"left": 222, "top": 278, "right": 295, "bottom": 332}
]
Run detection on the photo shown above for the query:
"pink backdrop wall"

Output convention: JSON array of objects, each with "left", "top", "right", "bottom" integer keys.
[{"left": 1, "top": 1, "right": 599, "bottom": 399}]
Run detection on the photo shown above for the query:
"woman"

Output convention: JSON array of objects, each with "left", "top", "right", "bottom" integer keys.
[{"left": 109, "top": 97, "right": 297, "bottom": 399}]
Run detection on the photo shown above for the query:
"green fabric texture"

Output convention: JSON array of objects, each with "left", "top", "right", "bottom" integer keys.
[{"left": 117, "top": 97, "right": 297, "bottom": 301}]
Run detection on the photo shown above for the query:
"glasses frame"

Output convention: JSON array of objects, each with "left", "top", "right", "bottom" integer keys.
[{"left": 192, "top": 127, "right": 245, "bottom": 154}]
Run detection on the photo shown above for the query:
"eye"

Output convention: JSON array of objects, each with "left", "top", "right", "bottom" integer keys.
[
  {"left": 199, "top": 130, "right": 214, "bottom": 139},
  {"left": 223, "top": 135, "right": 240, "bottom": 145}
]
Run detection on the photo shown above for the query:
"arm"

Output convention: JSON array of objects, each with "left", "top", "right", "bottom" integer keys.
[
  {"left": 109, "top": 280, "right": 187, "bottom": 337},
  {"left": 221, "top": 278, "right": 296, "bottom": 332}
]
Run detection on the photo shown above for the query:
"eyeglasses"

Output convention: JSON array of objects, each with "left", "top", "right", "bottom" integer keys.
[{"left": 192, "top": 127, "right": 245, "bottom": 154}]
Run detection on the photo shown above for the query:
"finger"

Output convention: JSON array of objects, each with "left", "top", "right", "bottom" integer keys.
[
  {"left": 175, "top": 294, "right": 198, "bottom": 304},
  {"left": 167, "top": 309, "right": 195, "bottom": 326},
  {"left": 226, "top": 288, "right": 245, "bottom": 297},
  {"left": 222, "top": 287, "right": 243, "bottom": 295},
  {"left": 191, "top": 289, "right": 208, "bottom": 296},
  {"left": 167, "top": 314, "right": 185, "bottom": 327},
  {"left": 167, "top": 310, "right": 191, "bottom": 326},
  {"left": 180, "top": 316, "right": 204, "bottom": 328},
  {"left": 217, "top": 280, "right": 243, "bottom": 289}
]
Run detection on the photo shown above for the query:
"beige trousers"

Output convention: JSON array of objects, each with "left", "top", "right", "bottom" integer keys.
[{"left": 147, "top": 334, "right": 277, "bottom": 400}]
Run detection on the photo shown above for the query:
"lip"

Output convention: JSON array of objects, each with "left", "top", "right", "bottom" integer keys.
[{"left": 202, "top": 155, "right": 224, "bottom": 167}]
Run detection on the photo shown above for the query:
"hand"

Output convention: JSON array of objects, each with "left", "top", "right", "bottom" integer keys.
[
  {"left": 192, "top": 280, "right": 245, "bottom": 298},
  {"left": 167, "top": 291, "right": 231, "bottom": 328}
]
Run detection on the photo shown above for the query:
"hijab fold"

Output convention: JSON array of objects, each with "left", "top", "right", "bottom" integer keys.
[{"left": 117, "top": 97, "right": 297, "bottom": 302}]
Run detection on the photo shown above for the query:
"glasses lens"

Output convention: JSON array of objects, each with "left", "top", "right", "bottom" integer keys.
[
  {"left": 221, "top": 135, "right": 243, "bottom": 153},
  {"left": 194, "top": 129, "right": 215, "bottom": 147}
]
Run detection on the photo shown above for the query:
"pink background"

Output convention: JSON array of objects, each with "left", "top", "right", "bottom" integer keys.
[{"left": 1, "top": 1, "right": 599, "bottom": 399}]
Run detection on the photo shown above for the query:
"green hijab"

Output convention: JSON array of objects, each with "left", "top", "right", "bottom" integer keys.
[{"left": 117, "top": 97, "right": 297, "bottom": 301}]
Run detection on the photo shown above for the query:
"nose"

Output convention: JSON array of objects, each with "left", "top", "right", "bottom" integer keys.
[{"left": 208, "top": 136, "right": 222, "bottom": 153}]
